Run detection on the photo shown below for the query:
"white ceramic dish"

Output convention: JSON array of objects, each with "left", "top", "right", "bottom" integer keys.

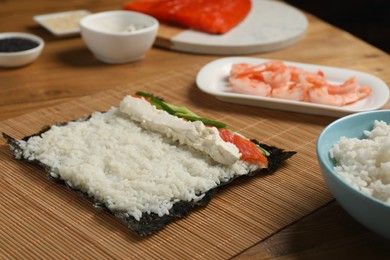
[
  {"left": 80, "top": 10, "right": 158, "bottom": 64},
  {"left": 155, "top": 0, "right": 308, "bottom": 55},
  {"left": 196, "top": 57, "right": 389, "bottom": 117},
  {"left": 34, "top": 10, "right": 91, "bottom": 36},
  {"left": 0, "top": 32, "right": 44, "bottom": 68}
]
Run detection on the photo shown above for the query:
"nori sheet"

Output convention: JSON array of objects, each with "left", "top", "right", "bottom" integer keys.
[{"left": 2, "top": 119, "right": 295, "bottom": 236}]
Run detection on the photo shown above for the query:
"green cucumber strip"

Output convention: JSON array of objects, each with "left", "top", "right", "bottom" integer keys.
[
  {"left": 257, "top": 145, "right": 270, "bottom": 156},
  {"left": 177, "top": 114, "right": 227, "bottom": 128},
  {"left": 151, "top": 97, "right": 176, "bottom": 115},
  {"left": 134, "top": 91, "right": 227, "bottom": 128},
  {"left": 168, "top": 104, "right": 198, "bottom": 117},
  {"left": 135, "top": 91, "right": 153, "bottom": 99}
]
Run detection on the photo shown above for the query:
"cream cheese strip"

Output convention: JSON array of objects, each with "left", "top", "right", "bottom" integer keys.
[{"left": 120, "top": 95, "right": 241, "bottom": 165}]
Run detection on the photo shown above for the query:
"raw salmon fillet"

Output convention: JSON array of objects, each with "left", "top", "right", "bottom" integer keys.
[
  {"left": 123, "top": 0, "right": 252, "bottom": 34},
  {"left": 219, "top": 129, "right": 268, "bottom": 167}
]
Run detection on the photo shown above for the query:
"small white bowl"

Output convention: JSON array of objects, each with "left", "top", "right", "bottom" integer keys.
[
  {"left": 317, "top": 110, "right": 390, "bottom": 239},
  {"left": 80, "top": 10, "right": 159, "bottom": 64},
  {"left": 0, "top": 32, "right": 44, "bottom": 68}
]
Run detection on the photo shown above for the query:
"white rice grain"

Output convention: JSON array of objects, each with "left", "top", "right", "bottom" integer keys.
[
  {"left": 19, "top": 108, "right": 258, "bottom": 220},
  {"left": 330, "top": 120, "right": 390, "bottom": 204}
]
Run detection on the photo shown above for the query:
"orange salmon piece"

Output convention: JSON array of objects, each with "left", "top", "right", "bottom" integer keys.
[
  {"left": 219, "top": 129, "right": 268, "bottom": 167},
  {"left": 123, "top": 0, "right": 252, "bottom": 34}
]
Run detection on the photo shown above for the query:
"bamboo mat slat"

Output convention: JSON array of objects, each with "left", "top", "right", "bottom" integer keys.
[{"left": 0, "top": 65, "right": 335, "bottom": 259}]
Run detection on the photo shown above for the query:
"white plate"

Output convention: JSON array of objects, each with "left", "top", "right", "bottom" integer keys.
[
  {"left": 156, "top": 0, "right": 308, "bottom": 55},
  {"left": 196, "top": 57, "right": 389, "bottom": 117},
  {"left": 34, "top": 10, "right": 91, "bottom": 37}
]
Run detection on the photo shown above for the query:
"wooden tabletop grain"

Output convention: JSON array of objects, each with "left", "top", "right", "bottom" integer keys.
[{"left": 1, "top": 0, "right": 390, "bottom": 258}]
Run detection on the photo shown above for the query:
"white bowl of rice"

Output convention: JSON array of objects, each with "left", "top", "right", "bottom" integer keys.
[{"left": 317, "top": 110, "right": 390, "bottom": 239}]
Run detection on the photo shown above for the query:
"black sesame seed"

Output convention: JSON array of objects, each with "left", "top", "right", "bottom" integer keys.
[{"left": 0, "top": 37, "right": 39, "bottom": 53}]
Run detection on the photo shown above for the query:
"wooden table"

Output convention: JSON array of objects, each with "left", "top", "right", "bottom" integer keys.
[{"left": 1, "top": 1, "right": 390, "bottom": 259}]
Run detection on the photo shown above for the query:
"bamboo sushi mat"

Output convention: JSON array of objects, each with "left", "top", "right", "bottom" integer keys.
[{"left": 0, "top": 65, "right": 335, "bottom": 259}]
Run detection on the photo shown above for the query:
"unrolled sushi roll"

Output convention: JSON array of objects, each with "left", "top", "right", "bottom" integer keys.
[{"left": 3, "top": 92, "right": 295, "bottom": 236}]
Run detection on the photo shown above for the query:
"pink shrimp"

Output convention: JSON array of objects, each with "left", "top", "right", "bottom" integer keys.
[
  {"left": 261, "top": 61, "right": 291, "bottom": 89},
  {"left": 308, "top": 86, "right": 347, "bottom": 106},
  {"left": 272, "top": 83, "right": 308, "bottom": 101},
  {"left": 230, "top": 63, "right": 253, "bottom": 77},
  {"left": 228, "top": 76, "right": 271, "bottom": 96},
  {"left": 308, "top": 82, "right": 372, "bottom": 106},
  {"left": 230, "top": 63, "right": 266, "bottom": 80},
  {"left": 229, "top": 61, "right": 290, "bottom": 90},
  {"left": 228, "top": 61, "right": 372, "bottom": 106}
]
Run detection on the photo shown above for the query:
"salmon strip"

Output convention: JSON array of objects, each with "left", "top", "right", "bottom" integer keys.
[
  {"left": 219, "top": 129, "right": 268, "bottom": 168},
  {"left": 123, "top": 0, "right": 252, "bottom": 34}
]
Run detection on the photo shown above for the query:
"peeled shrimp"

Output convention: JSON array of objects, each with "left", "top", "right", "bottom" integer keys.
[
  {"left": 228, "top": 76, "right": 271, "bottom": 96},
  {"left": 308, "top": 78, "right": 372, "bottom": 106},
  {"left": 271, "top": 84, "right": 308, "bottom": 101},
  {"left": 228, "top": 61, "right": 372, "bottom": 107}
]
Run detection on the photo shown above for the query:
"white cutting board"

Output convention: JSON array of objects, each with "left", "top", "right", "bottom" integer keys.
[{"left": 154, "top": 0, "right": 308, "bottom": 55}]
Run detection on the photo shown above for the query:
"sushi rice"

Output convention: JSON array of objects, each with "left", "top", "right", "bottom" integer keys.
[
  {"left": 330, "top": 120, "right": 390, "bottom": 204},
  {"left": 16, "top": 96, "right": 259, "bottom": 221}
]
